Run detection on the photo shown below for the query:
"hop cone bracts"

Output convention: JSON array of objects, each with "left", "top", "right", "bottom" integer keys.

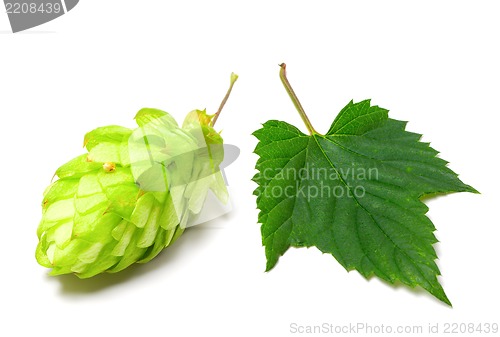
[{"left": 36, "top": 106, "right": 230, "bottom": 278}]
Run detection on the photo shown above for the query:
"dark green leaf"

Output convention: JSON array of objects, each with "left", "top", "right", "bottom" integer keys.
[{"left": 253, "top": 100, "right": 477, "bottom": 305}]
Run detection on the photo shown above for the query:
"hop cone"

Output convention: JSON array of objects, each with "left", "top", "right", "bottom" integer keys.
[{"left": 36, "top": 108, "right": 228, "bottom": 278}]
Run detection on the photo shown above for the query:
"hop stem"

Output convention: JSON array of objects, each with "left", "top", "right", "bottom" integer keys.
[
  {"left": 279, "top": 63, "right": 318, "bottom": 135},
  {"left": 211, "top": 73, "right": 239, "bottom": 127}
]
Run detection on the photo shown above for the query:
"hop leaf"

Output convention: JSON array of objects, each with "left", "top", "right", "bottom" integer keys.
[
  {"left": 36, "top": 80, "right": 236, "bottom": 278},
  {"left": 252, "top": 64, "right": 477, "bottom": 305}
]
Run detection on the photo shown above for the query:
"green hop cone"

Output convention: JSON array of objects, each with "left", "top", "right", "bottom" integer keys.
[{"left": 36, "top": 74, "right": 238, "bottom": 278}]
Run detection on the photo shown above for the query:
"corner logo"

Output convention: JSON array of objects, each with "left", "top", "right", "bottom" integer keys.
[{"left": 4, "top": 0, "right": 79, "bottom": 33}]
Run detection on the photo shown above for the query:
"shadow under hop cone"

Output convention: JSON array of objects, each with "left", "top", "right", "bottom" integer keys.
[{"left": 5, "top": 0, "right": 79, "bottom": 33}]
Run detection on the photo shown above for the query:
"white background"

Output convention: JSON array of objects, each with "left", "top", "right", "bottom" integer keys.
[{"left": 1, "top": 1, "right": 498, "bottom": 336}]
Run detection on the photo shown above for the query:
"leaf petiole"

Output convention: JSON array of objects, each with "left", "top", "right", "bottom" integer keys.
[{"left": 279, "top": 63, "right": 318, "bottom": 135}]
